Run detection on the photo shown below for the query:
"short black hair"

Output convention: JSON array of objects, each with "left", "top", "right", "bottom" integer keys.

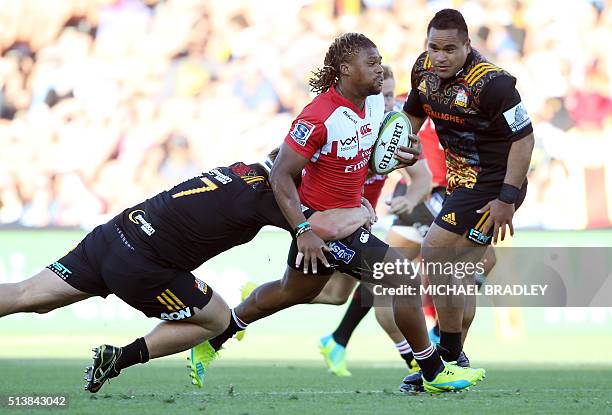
[{"left": 427, "top": 9, "right": 468, "bottom": 42}]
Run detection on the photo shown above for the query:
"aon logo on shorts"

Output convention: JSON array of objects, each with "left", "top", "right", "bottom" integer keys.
[{"left": 160, "top": 307, "right": 192, "bottom": 320}]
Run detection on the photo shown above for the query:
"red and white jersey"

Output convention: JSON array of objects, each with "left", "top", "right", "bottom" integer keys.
[
  {"left": 284, "top": 85, "right": 385, "bottom": 210},
  {"left": 419, "top": 119, "right": 447, "bottom": 188}
]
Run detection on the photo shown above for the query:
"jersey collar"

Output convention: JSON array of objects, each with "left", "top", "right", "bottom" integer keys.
[
  {"left": 457, "top": 50, "right": 475, "bottom": 77},
  {"left": 439, "top": 50, "right": 475, "bottom": 84},
  {"left": 258, "top": 158, "right": 273, "bottom": 175},
  {"left": 329, "top": 85, "right": 366, "bottom": 118}
]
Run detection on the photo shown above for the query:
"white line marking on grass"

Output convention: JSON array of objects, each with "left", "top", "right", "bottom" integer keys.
[{"left": 182, "top": 388, "right": 610, "bottom": 397}]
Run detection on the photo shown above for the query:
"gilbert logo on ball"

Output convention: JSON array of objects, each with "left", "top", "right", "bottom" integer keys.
[{"left": 370, "top": 111, "right": 412, "bottom": 174}]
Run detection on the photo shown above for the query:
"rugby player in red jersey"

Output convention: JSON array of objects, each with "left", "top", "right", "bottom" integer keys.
[
  {"left": 194, "top": 33, "right": 486, "bottom": 393},
  {"left": 316, "top": 66, "right": 434, "bottom": 377}
]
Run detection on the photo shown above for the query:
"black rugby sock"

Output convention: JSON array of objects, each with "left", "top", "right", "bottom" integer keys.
[
  {"left": 210, "top": 310, "right": 246, "bottom": 351},
  {"left": 439, "top": 331, "right": 462, "bottom": 361},
  {"left": 117, "top": 337, "right": 150, "bottom": 370},
  {"left": 401, "top": 352, "right": 415, "bottom": 368},
  {"left": 413, "top": 344, "right": 443, "bottom": 381},
  {"left": 332, "top": 285, "right": 372, "bottom": 347}
]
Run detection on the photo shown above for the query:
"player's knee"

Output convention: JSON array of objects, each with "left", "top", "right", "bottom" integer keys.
[
  {"left": 420, "top": 238, "right": 438, "bottom": 263},
  {"left": 280, "top": 276, "right": 326, "bottom": 305},
  {"left": 329, "top": 292, "right": 351, "bottom": 305},
  {"left": 462, "top": 310, "right": 475, "bottom": 330},
  {"left": 293, "top": 287, "right": 321, "bottom": 304},
  {"left": 319, "top": 292, "right": 349, "bottom": 306},
  {"left": 482, "top": 249, "right": 496, "bottom": 273},
  {"left": 210, "top": 312, "right": 230, "bottom": 337},
  {"left": 193, "top": 295, "right": 230, "bottom": 336},
  {"left": 33, "top": 305, "right": 54, "bottom": 314}
]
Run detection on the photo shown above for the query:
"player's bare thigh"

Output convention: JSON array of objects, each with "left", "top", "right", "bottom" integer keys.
[
  {"left": 422, "top": 222, "right": 478, "bottom": 248},
  {"left": 4, "top": 268, "right": 92, "bottom": 315},
  {"left": 281, "top": 267, "right": 331, "bottom": 303},
  {"left": 421, "top": 222, "right": 488, "bottom": 271},
  {"left": 183, "top": 291, "right": 230, "bottom": 332},
  {"left": 386, "top": 226, "right": 423, "bottom": 260},
  {"left": 312, "top": 272, "right": 357, "bottom": 305}
]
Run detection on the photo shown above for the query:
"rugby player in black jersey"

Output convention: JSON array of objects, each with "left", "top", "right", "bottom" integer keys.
[
  {"left": 0, "top": 150, "right": 375, "bottom": 393},
  {"left": 399, "top": 9, "right": 534, "bottom": 389}
]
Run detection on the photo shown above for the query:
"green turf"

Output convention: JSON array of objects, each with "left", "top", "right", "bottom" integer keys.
[
  {"left": 1, "top": 230, "right": 611, "bottom": 413},
  {"left": 0, "top": 359, "right": 610, "bottom": 414}
]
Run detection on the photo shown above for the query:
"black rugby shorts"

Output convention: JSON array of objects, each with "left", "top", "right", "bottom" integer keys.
[
  {"left": 434, "top": 184, "right": 527, "bottom": 245},
  {"left": 47, "top": 222, "right": 213, "bottom": 320}
]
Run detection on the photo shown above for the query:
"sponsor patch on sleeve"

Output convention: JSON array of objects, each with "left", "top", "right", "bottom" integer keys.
[
  {"left": 290, "top": 119, "right": 315, "bottom": 146},
  {"left": 503, "top": 101, "right": 531, "bottom": 133}
]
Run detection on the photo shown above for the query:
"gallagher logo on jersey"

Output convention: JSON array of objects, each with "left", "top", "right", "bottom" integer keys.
[{"left": 290, "top": 119, "right": 315, "bottom": 146}]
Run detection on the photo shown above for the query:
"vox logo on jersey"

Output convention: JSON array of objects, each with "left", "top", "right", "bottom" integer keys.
[
  {"left": 337, "top": 135, "right": 359, "bottom": 159},
  {"left": 340, "top": 136, "right": 357, "bottom": 146}
]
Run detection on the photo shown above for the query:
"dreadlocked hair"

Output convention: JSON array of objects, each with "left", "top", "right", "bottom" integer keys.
[{"left": 309, "top": 33, "right": 377, "bottom": 95}]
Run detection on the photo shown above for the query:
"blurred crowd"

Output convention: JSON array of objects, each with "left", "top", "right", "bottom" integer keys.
[{"left": 0, "top": 0, "right": 611, "bottom": 228}]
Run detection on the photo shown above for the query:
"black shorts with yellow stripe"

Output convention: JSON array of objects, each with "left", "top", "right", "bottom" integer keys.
[
  {"left": 434, "top": 184, "right": 527, "bottom": 245},
  {"left": 46, "top": 221, "right": 213, "bottom": 320}
]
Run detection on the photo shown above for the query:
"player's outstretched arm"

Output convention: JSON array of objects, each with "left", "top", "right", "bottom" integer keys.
[
  {"left": 309, "top": 204, "right": 373, "bottom": 241},
  {"left": 270, "top": 143, "right": 330, "bottom": 274}
]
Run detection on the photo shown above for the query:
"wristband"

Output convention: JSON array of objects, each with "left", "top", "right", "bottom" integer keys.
[
  {"left": 295, "top": 224, "right": 312, "bottom": 238},
  {"left": 295, "top": 221, "right": 310, "bottom": 232},
  {"left": 498, "top": 183, "right": 520, "bottom": 204}
]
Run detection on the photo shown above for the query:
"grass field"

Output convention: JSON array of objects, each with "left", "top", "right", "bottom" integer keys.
[
  {"left": 1, "top": 359, "right": 611, "bottom": 414},
  {"left": 1, "top": 230, "right": 611, "bottom": 413}
]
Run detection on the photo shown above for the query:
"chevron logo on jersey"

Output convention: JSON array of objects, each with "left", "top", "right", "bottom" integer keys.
[{"left": 454, "top": 89, "right": 469, "bottom": 108}]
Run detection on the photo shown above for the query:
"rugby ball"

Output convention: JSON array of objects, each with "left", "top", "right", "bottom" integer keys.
[{"left": 370, "top": 111, "right": 412, "bottom": 174}]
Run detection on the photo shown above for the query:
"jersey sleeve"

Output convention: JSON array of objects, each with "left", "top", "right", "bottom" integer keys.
[
  {"left": 480, "top": 75, "right": 533, "bottom": 141},
  {"left": 403, "top": 89, "right": 426, "bottom": 118},
  {"left": 403, "top": 58, "right": 427, "bottom": 118},
  {"left": 283, "top": 112, "right": 328, "bottom": 160}
]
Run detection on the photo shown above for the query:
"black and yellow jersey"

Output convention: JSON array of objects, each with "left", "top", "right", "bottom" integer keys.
[
  {"left": 404, "top": 49, "right": 533, "bottom": 193},
  {"left": 116, "top": 161, "right": 290, "bottom": 271}
]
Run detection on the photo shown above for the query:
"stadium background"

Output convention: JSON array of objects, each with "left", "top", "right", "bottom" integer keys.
[{"left": 0, "top": 0, "right": 611, "bottom": 412}]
